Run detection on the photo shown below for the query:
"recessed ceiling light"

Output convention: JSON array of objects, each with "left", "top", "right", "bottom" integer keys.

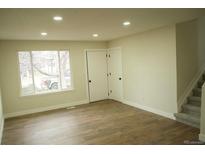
[
  {"left": 92, "top": 34, "right": 99, "bottom": 37},
  {"left": 41, "top": 32, "right": 47, "bottom": 36},
  {"left": 53, "top": 16, "right": 63, "bottom": 21},
  {"left": 123, "top": 21, "right": 131, "bottom": 26}
]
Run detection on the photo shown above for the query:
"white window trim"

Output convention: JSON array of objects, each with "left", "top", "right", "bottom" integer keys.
[{"left": 17, "top": 50, "right": 74, "bottom": 97}]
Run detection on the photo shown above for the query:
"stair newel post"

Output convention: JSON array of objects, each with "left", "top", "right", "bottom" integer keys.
[{"left": 199, "top": 83, "right": 205, "bottom": 142}]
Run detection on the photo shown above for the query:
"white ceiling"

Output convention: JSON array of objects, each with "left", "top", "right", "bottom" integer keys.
[{"left": 0, "top": 8, "right": 205, "bottom": 41}]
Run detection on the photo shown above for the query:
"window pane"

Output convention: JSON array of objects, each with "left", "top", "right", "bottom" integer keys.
[
  {"left": 18, "top": 52, "right": 34, "bottom": 95},
  {"left": 60, "top": 51, "right": 71, "bottom": 89},
  {"left": 32, "top": 51, "right": 60, "bottom": 93}
]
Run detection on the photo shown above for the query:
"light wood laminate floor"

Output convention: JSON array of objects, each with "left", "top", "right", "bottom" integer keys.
[{"left": 2, "top": 100, "right": 200, "bottom": 144}]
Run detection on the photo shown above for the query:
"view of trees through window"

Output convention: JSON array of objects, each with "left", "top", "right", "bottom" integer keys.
[{"left": 18, "top": 50, "right": 71, "bottom": 96}]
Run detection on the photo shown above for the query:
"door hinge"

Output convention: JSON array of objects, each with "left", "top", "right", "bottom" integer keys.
[
  {"left": 108, "top": 92, "right": 109, "bottom": 96},
  {"left": 109, "top": 54, "right": 110, "bottom": 58}
]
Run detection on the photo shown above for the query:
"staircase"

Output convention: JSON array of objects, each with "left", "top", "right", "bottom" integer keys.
[{"left": 174, "top": 74, "right": 205, "bottom": 128}]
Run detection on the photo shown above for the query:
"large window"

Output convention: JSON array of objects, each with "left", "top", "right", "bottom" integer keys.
[{"left": 18, "top": 50, "right": 72, "bottom": 96}]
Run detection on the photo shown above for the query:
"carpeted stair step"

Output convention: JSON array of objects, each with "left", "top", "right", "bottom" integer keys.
[
  {"left": 188, "top": 96, "right": 201, "bottom": 106},
  {"left": 174, "top": 113, "right": 200, "bottom": 128},
  {"left": 188, "top": 96, "right": 201, "bottom": 102},
  {"left": 188, "top": 100, "right": 201, "bottom": 107},
  {"left": 193, "top": 88, "right": 202, "bottom": 97},
  {"left": 182, "top": 104, "right": 201, "bottom": 116},
  {"left": 174, "top": 73, "right": 204, "bottom": 129}
]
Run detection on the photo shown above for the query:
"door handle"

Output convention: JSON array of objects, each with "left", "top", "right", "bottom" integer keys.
[
  {"left": 89, "top": 80, "right": 91, "bottom": 83},
  {"left": 119, "top": 77, "right": 122, "bottom": 80}
]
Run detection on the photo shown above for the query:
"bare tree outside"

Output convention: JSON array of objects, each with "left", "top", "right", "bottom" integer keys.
[{"left": 18, "top": 50, "right": 71, "bottom": 96}]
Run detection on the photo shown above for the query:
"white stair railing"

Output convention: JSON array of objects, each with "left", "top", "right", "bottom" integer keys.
[{"left": 199, "top": 83, "right": 205, "bottom": 142}]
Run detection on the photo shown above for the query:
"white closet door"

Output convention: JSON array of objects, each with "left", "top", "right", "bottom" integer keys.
[
  {"left": 87, "top": 50, "right": 108, "bottom": 102},
  {"left": 107, "top": 48, "right": 123, "bottom": 102}
]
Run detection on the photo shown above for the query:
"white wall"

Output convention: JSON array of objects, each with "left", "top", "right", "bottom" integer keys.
[
  {"left": 108, "top": 25, "right": 178, "bottom": 117},
  {"left": 0, "top": 40, "right": 107, "bottom": 117}
]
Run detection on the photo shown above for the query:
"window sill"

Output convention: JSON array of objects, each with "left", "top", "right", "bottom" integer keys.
[{"left": 20, "top": 87, "right": 74, "bottom": 98}]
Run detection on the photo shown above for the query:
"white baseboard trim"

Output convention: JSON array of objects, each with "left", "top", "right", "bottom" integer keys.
[
  {"left": 199, "top": 133, "right": 205, "bottom": 142},
  {"left": 0, "top": 117, "right": 4, "bottom": 145},
  {"left": 4, "top": 99, "right": 89, "bottom": 119},
  {"left": 178, "top": 65, "right": 205, "bottom": 112},
  {"left": 122, "top": 99, "right": 176, "bottom": 120}
]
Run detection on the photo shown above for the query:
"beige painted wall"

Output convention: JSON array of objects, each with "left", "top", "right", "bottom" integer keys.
[
  {"left": 0, "top": 88, "right": 3, "bottom": 118},
  {"left": 0, "top": 87, "right": 3, "bottom": 143},
  {"left": 198, "top": 16, "right": 205, "bottom": 142},
  {"left": 108, "top": 25, "right": 178, "bottom": 114},
  {"left": 200, "top": 85, "right": 205, "bottom": 141},
  {"left": 197, "top": 16, "right": 205, "bottom": 69},
  {"left": 176, "top": 20, "right": 198, "bottom": 103},
  {"left": 0, "top": 88, "right": 3, "bottom": 122},
  {"left": 176, "top": 17, "right": 205, "bottom": 106},
  {"left": 0, "top": 40, "right": 107, "bottom": 115}
]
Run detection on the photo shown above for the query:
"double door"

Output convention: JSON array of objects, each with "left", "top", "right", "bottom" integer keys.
[{"left": 86, "top": 48, "right": 123, "bottom": 102}]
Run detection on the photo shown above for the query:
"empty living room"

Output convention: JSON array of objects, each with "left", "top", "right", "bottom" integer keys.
[{"left": 1, "top": 1, "right": 205, "bottom": 152}]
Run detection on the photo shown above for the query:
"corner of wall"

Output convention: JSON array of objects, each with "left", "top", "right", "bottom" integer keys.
[
  {"left": 122, "top": 99, "right": 176, "bottom": 120},
  {"left": 0, "top": 88, "right": 4, "bottom": 144},
  {"left": 0, "top": 116, "right": 4, "bottom": 145}
]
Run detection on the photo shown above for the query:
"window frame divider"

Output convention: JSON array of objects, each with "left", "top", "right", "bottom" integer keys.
[
  {"left": 29, "top": 51, "right": 36, "bottom": 94},
  {"left": 58, "top": 51, "right": 63, "bottom": 90}
]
